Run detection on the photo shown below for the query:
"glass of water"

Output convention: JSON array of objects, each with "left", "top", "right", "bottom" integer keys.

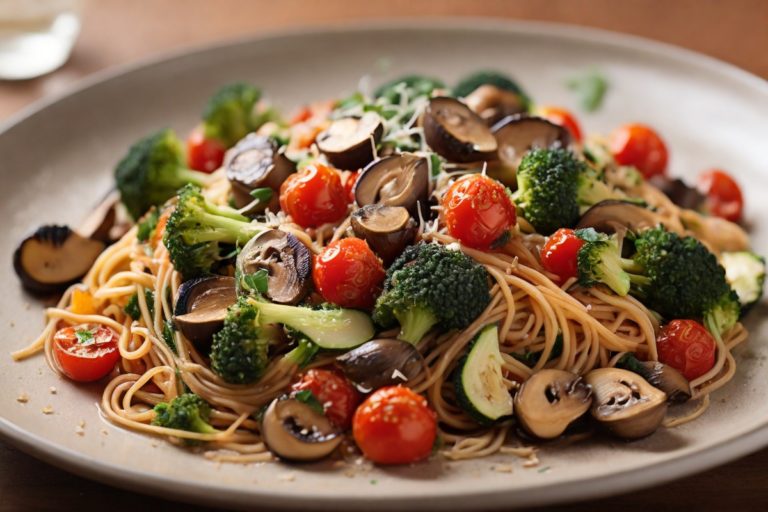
[{"left": 0, "top": 0, "right": 82, "bottom": 80}]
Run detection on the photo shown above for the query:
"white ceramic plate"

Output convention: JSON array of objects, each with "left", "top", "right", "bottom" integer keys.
[{"left": 1, "top": 20, "right": 767, "bottom": 511}]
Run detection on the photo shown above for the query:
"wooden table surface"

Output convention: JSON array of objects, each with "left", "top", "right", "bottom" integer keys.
[{"left": 1, "top": 1, "right": 767, "bottom": 510}]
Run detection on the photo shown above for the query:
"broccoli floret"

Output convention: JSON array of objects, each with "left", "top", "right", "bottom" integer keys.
[
  {"left": 571, "top": 226, "right": 740, "bottom": 340},
  {"left": 515, "top": 148, "right": 618, "bottom": 235},
  {"left": 115, "top": 129, "right": 210, "bottom": 219},
  {"left": 373, "top": 243, "right": 491, "bottom": 344},
  {"left": 152, "top": 393, "right": 218, "bottom": 442},
  {"left": 374, "top": 75, "right": 445, "bottom": 104},
  {"left": 575, "top": 228, "right": 630, "bottom": 296},
  {"left": 136, "top": 208, "right": 160, "bottom": 242},
  {"left": 202, "top": 82, "right": 261, "bottom": 147},
  {"left": 210, "top": 297, "right": 269, "bottom": 384},
  {"left": 453, "top": 70, "right": 531, "bottom": 107},
  {"left": 163, "top": 184, "right": 266, "bottom": 278},
  {"left": 252, "top": 300, "right": 375, "bottom": 349},
  {"left": 124, "top": 289, "right": 155, "bottom": 320}
]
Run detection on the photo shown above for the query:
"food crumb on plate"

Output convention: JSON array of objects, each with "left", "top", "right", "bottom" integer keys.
[
  {"left": 75, "top": 421, "right": 85, "bottom": 436},
  {"left": 492, "top": 464, "right": 514, "bottom": 473},
  {"left": 523, "top": 454, "right": 540, "bottom": 468},
  {"left": 100, "top": 428, "right": 109, "bottom": 436},
  {"left": 277, "top": 472, "right": 296, "bottom": 482},
  {"left": 42, "top": 405, "right": 54, "bottom": 415},
  {"left": 49, "top": 386, "right": 57, "bottom": 394},
  {"left": 16, "top": 393, "right": 29, "bottom": 403}
]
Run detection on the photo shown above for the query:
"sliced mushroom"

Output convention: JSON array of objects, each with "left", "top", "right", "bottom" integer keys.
[
  {"left": 576, "top": 200, "right": 663, "bottom": 234},
  {"left": 354, "top": 154, "right": 429, "bottom": 215},
  {"left": 261, "top": 397, "right": 342, "bottom": 461},
  {"left": 236, "top": 229, "right": 311, "bottom": 305},
  {"left": 316, "top": 112, "right": 384, "bottom": 170},
  {"left": 464, "top": 84, "right": 527, "bottom": 126},
  {"left": 350, "top": 205, "right": 417, "bottom": 266},
  {"left": 648, "top": 176, "right": 705, "bottom": 211},
  {"left": 78, "top": 189, "right": 122, "bottom": 243},
  {"left": 13, "top": 225, "right": 106, "bottom": 294},
  {"left": 514, "top": 369, "right": 593, "bottom": 439},
  {"left": 225, "top": 134, "right": 294, "bottom": 212},
  {"left": 492, "top": 115, "right": 570, "bottom": 171},
  {"left": 585, "top": 368, "right": 668, "bottom": 439},
  {"left": 172, "top": 276, "right": 237, "bottom": 347},
  {"left": 336, "top": 338, "right": 427, "bottom": 392},
  {"left": 422, "top": 96, "right": 498, "bottom": 162},
  {"left": 616, "top": 354, "right": 692, "bottom": 404}
]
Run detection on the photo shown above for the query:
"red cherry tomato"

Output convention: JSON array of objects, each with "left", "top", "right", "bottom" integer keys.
[
  {"left": 608, "top": 123, "right": 668, "bottom": 179},
  {"left": 537, "top": 106, "right": 583, "bottom": 143},
  {"left": 186, "top": 125, "right": 226, "bottom": 173},
  {"left": 697, "top": 169, "right": 744, "bottom": 222},
  {"left": 352, "top": 386, "right": 437, "bottom": 465},
  {"left": 540, "top": 228, "right": 585, "bottom": 282},
  {"left": 441, "top": 174, "right": 517, "bottom": 250},
  {"left": 656, "top": 319, "right": 716, "bottom": 381},
  {"left": 279, "top": 164, "right": 349, "bottom": 228},
  {"left": 342, "top": 170, "right": 360, "bottom": 203},
  {"left": 313, "top": 238, "right": 385, "bottom": 309},
  {"left": 53, "top": 324, "right": 121, "bottom": 382},
  {"left": 292, "top": 368, "right": 362, "bottom": 430}
]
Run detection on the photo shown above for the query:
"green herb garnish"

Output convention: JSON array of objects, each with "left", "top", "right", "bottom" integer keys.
[
  {"left": 567, "top": 69, "right": 608, "bottom": 112},
  {"left": 293, "top": 389, "right": 325, "bottom": 415}
]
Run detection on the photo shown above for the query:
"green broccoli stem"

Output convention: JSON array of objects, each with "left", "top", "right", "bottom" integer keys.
[
  {"left": 578, "top": 177, "right": 615, "bottom": 207},
  {"left": 190, "top": 416, "right": 218, "bottom": 435},
  {"left": 283, "top": 338, "right": 320, "bottom": 367},
  {"left": 183, "top": 211, "right": 264, "bottom": 245},
  {"left": 176, "top": 167, "right": 211, "bottom": 187},
  {"left": 395, "top": 306, "right": 438, "bottom": 345}
]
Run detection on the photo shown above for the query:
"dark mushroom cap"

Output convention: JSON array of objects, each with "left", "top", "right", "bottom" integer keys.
[
  {"left": 316, "top": 112, "right": 384, "bottom": 171},
  {"left": 173, "top": 276, "right": 237, "bottom": 348},
  {"left": 236, "top": 229, "right": 311, "bottom": 305},
  {"left": 336, "top": 338, "right": 427, "bottom": 391},
  {"left": 464, "top": 84, "right": 528, "bottom": 127},
  {"left": 422, "top": 96, "right": 498, "bottom": 162},
  {"left": 13, "top": 225, "right": 106, "bottom": 295},
  {"left": 354, "top": 154, "right": 429, "bottom": 215},
  {"left": 225, "top": 134, "right": 294, "bottom": 212},
  {"left": 576, "top": 200, "right": 664, "bottom": 234},
  {"left": 649, "top": 176, "right": 706, "bottom": 211},
  {"left": 492, "top": 114, "right": 570, "bottom": 171},
  {"left": 261, "top": 397, "right": 341, "bottom": 462},
  {"left": 350, "top": 205, "right": 417, "bottom": 266}
]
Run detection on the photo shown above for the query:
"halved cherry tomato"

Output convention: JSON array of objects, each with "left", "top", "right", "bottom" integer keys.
[
  {"left": 290, "top": 105, "right": 312, "bottom": 125},
  {"left": 537, "top": 106, "right": 583, "bottom": 143},
  {"left": 292, "top": 368, "right": 362, "bottom": 430},
  {"left": 53, "top": 324, "right": 121, "bottom": 382},
  {"left": 186, "top": 125, "right": 226, "bottom": 173},
  {"left": 609, "top": 123, "right": 668, "bottom": 179},
  {"left": 697, "top": 169, "right": 744, "bottom": 223},
  {"left": 352, "top": 386, "right": 437, "bottom": 465},
  {"left": 441, "top": 174, "right": 517, "bottom": 250},
  {"left": 656, "top": 319, "right": 716, "bottom": 381},
  {"left": 313, "top": 237, "right": 385, "bottom": 309},
  {"left": 279, "top": 163, "right": 348, "bottom": 228},
  {"left": 540, "top": 228, "right": 585, "bottom": 282}
]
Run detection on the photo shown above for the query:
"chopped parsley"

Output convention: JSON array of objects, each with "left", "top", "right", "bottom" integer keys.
[
  {"left": 241, "top": 268, "right": 269, "bottom": 294},
  {"left": 75, "top": 328, "right": 95, "bottom": 345},
  {"left": 567, "top": 69, "right": 608, "bottom": 112},
  {"left": 293, "top": 389, "right": 325, "bottom": 415}
]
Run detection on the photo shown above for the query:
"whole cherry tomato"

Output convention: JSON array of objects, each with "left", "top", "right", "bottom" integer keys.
[
  {"left": 608, "top": 123, "right": 668, "bottom": 179},
  {"left": 656, "top": 319, "right": 716, "bottom": 381},
  {"left": 279, "top": 164, "right": 349, "bottom": 228},
  {"left": 292, "top": 368, "right": 362, "bottom": 430},
  {"left": 53, "top": 323, "right": 121, "bottom": 382},
  {"left": 540, "top": 228, "right": 585, "bottom": 282},
  {"left": 186, "top": 125, "right": 226, "bottom": 173},
  {"left": 537, "top": 106, "right": 583, "bottom": 143},
  {"left": 697, "top": 169, "right": 744, "bottom": 223},
  {"left": 352, "top": 386, "right": 437, "bottom": 465},
  {"left": 313, "top": 238, "right": 385, "bottom": 309},
  {"left": 441, "top": 174, "right": 517, "bottom": 250}
]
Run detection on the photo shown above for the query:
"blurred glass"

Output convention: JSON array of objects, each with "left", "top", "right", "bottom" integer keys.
[{"left": 0, "top": 0, "right": 82, "bottom": 80}]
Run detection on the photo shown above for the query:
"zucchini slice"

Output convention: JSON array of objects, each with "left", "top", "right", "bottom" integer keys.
[
  {"left": 454, "top": 324, "right": 513, "bottom": 425},
  {"left": 721, "top": 251, "right": 766, "bottom": 311}
]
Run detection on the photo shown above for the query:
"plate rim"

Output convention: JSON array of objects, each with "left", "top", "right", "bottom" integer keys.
[{"left": 2, "top": 18, "right": 767, "bottom": 510}]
